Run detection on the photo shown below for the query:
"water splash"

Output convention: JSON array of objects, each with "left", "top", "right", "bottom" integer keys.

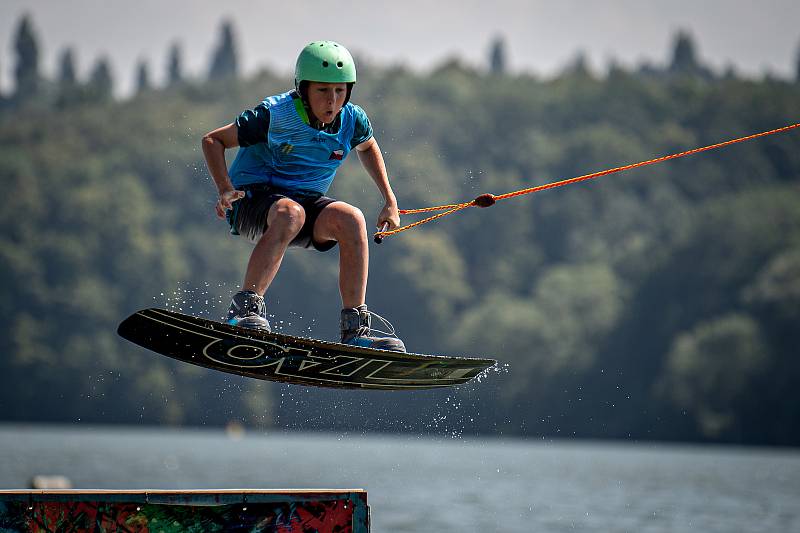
[
  {"left": 473, "top": 361, "right": 511, "bottom": 384},
  {"left": 154, "top": 280, "right": 233, "bottom": 319}
]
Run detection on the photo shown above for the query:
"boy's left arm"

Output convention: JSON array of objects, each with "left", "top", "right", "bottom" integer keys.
[{"left": 356, "top": 137, "right": 400, "bottom": 230}]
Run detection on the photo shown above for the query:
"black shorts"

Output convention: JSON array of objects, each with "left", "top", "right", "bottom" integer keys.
[{"left": 226, "top": 184, "right": 338, "bottom": 251}]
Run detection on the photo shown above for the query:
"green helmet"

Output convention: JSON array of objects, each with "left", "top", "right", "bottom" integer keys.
[{"left": 294, "top": 40, "right": 357, "bottom": 87}]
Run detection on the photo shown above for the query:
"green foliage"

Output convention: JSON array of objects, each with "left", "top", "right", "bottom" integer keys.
[
  {"left": 488, "top": 37, "right": 507, "bottom": 75},
  {"left": 207, "top": 20, "right": 239, "bottom": 81},
  {"left": 136, "top": 60, "right": 151, "bottom": 93},
  {"left": 450, "top": 263, "right": 623, "bottom": 403},
  {"left": 87, "top": 58, "right": 114, "bottom": 102},
  {"left": 743, "top": 247, "right": 800, "bottom": 323},
  {"left": 393, "top": 230, "right": 472, "bottom": 319},
  {"left": 656, "top": 313, "right": 768, "bottom": 438},
  {"left": 1, "top": 56, "right": 799, "bottom": 444},
  {"left": 167, "top": 43, "right": 184, "bottom": 87},
  {"left": 13, "top": 14, "right": 41, "bottom": 100}
]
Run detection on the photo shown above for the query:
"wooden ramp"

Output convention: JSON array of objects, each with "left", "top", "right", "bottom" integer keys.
[{"left": 0, "top": 489, "right": 369, "bottom": 532}]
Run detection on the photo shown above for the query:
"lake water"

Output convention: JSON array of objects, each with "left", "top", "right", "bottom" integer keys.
[{"left": 0, "top": 425, "right": 798, "bottom": 532}]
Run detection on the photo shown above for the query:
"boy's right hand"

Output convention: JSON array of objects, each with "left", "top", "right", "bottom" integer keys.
[{"left": 216, "top": 188, "right": 245, "bottom": 219}]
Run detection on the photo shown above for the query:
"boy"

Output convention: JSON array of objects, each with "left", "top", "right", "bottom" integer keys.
[{"left": 201, "top": 41, "right": 405, "bottom": 352}]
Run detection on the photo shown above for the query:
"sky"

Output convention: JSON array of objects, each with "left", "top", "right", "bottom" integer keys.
[{"left": 1, "top": 0, "right": 799, "bottom": 96}]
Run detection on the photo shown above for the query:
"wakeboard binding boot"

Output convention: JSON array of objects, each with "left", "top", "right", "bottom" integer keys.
[
  {"left": 341, "top": 304, "right": 406, "bottom": 352},
  {"left": 226, "top": 290, "right": 270, "bottom": 331}
]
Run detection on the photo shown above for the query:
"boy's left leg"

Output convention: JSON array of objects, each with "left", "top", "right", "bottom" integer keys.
[
  {"left": 313, "top": 202, "right": 405, "bottom": 352},
  {"left": 313, "top": 201, "right": 368, "bottom": 309}
]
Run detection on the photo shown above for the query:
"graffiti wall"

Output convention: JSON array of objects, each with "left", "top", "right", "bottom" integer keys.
[{"left": 0, "top": 490, "right": 369, "bottom": 533}]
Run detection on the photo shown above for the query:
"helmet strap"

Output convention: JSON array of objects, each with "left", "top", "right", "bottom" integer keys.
[
  {"left": 297, "top": 80, "right": 310, "bottom": 103},
  {"left": 343, "top": 82, "right": 354, "bottom": 105}
]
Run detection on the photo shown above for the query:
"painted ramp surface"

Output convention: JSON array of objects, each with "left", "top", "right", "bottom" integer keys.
[{"left": 0, "top": 490, "right": 369, "bottom": 532}]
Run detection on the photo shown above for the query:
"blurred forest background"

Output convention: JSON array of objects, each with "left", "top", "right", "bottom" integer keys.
[{"left": 1, "top": 15, "right": 799, "bottom": 446}]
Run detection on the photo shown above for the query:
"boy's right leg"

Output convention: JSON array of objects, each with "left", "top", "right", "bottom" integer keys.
[
  {"left": 228, "top": 198, "right": 306, "bottom": 330},
  {"left": 242, "top": 198, "right": 306, "bottom": 294}
]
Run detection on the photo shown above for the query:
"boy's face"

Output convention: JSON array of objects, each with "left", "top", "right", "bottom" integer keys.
[{"left": 306, "top": 82, "right": 348, "bottom": 124}]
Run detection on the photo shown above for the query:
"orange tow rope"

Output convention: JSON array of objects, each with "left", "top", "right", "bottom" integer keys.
[{"left": 374, "top": 122, "right": 800, "bottom": 242}]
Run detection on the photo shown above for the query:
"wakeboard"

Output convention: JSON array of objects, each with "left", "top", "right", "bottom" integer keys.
[{"left": 118, "top": 308, "right": 496, "bottom": 390}]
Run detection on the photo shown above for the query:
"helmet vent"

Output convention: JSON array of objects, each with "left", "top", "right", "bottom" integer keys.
[
  {"left": 322, "top": 61, "right": 329, "bottom": 67},
  {"left": 337, "top": 61, "right": 343, "bottom": 68}
]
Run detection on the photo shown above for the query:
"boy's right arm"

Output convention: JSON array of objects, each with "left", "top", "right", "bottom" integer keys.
[{"left": 201, "top": 123, "right": 244, "bottom": 219}]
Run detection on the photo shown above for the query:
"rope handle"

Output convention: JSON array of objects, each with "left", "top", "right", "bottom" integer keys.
[{"left": 374, "top": 222, "right": 389, "bottom": 244}]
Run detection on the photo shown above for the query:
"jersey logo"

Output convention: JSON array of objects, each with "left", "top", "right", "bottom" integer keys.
[
  {"left": 280, "top": 143, "right": 294, "bottom": 155},
  {"left": 329, "top": 149, "right": 344, "bottom": 161}
]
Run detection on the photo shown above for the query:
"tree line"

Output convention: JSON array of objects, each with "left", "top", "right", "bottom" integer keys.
[
  {"left": 2, "top": 14, "right": 240, "bottom": 107},
  {"left": 6, "top": 13, "right": 800, "bottom": 107}
]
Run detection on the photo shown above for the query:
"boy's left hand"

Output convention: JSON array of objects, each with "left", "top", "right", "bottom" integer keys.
[{"left": 377, "top": 201, "right": 400, "bottom": 230}]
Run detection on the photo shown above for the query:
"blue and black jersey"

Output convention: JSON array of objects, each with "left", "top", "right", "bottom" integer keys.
[{"left": 229, "top": 91, "right": 373, "bottom": 195}]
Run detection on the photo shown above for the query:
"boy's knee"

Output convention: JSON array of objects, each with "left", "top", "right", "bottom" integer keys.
[
  {"left": 337, "top": 205, "right": 367, "bottom": 236},
  {"left": 270, "top": 200, "right": 306, "bottom": 235}
]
